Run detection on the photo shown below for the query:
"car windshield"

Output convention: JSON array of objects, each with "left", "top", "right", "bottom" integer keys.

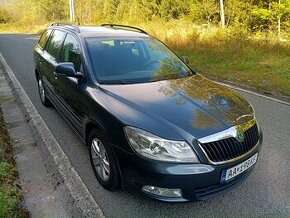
[{"left": 85, "top": 37, "right": 193, "bottom": 84}]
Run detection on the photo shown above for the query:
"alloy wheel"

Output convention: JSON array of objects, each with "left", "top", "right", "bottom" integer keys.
[{"left": 91, "top": 138, "right": 110, "bottom": 181}]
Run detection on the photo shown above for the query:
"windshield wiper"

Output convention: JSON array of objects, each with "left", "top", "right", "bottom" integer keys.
[
  {"left": 120, "top": 80, "right": 134, "bottom": 84},
  {"left": 100, "top": 80, "right": 135, "bottom": 85}
]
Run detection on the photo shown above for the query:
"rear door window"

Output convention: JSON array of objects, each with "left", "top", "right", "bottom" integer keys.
[
  {"left": 61, "top": 34, "right": 82, "bottom": 72},
  {"left": 46, "top": 30, "right": 66, "bottom": 61},
  {"left": 38, "top": 29, "right": 52, "bottom": 48}
]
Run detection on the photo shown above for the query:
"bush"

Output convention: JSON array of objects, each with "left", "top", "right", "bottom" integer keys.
[{"left": 0, "top": 7, "right": 13, "bottom": 23}]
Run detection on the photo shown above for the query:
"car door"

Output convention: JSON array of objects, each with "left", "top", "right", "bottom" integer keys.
[
  {"left": 53, "top": 33, "right": 87, "bottom": 134},
  {"left": 41, "top": 29, "right": 66, "bottom": 104}
]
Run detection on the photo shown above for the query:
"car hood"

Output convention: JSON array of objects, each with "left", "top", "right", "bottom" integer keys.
[{"left": 100, "top": 75, "right": 254, "bottom": 139}]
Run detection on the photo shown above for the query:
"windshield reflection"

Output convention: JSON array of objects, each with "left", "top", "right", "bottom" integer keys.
[{"left": 86, "top": 37, "right": 192, "bottom": 84}]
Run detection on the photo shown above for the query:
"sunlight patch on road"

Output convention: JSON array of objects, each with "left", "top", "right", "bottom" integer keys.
[{"left": 25, "top": 36, "right": 39, "bottom": 40}]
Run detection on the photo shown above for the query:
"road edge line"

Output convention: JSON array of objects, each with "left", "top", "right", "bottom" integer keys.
[
  {"left": 214, "top": 81, "right": 290, "bottom": 106},
  {"left": 0, "top": 53, "right": 105, "bottom": 217}
]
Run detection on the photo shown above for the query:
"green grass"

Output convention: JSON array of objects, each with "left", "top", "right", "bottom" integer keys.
[
  {"left": 0, "top": 23, "right": 46, "bottom": 34},
  {"left": 0, "top": 188, "right": 19, "bottom": 217},
  {"left": 0, "top": 107, "right": 28, "bottom": 218},
  {"left": 160, "top": 27, "right": 290, "bottom": 97},
  {"left": 176, "top": 44, "right": 290, "bottom": 96},
  {"left": 139, "top": 22, "right": 290, "bottom": 97}
]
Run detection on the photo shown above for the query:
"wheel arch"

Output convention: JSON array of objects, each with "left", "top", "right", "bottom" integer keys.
[{"left": 85, "top": 121, "right": 105, "bottom": 146}]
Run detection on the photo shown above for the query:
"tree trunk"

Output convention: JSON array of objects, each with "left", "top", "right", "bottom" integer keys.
[
  {"left": 69, "top": 0, "right": 75, "bottom": 22},
  {"left": 278, "top": 0, "right": 281, "bottom": 38},
  {"left": 278, "top": 16, "right": 281, "bottom": 38},
  {"left": 219, "top": 0, "right": 225, "bottom": 28}
]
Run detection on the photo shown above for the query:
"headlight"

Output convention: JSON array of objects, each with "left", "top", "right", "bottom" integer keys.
[{"left": 124, "top": 126, "right": 199, "bottom": 163}]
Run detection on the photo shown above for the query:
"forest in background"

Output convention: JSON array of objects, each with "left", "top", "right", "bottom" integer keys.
[
  {"left": 0, "top": 0, "right": 290, "bottom": 97},
  {"left": 1, "top": 0, "right": 290, "bottom": 38}
]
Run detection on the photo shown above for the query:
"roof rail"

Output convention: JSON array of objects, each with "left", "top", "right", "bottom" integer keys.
[
  {"left": 51, "top": 22, "right": 80, "bottom": 33},
  {"left": 101, "top": 24, "right": 147, "bottom": 34}
]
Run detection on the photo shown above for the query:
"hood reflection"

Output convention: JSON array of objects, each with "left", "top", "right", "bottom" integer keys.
[
  {"left": 101, "top": 74, "right": 254, "bottom": 139},
  {"left": 159, "top": 75, "right": 254, "bottom": 127}
]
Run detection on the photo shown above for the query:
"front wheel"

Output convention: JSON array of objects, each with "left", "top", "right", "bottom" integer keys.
[
  {"left": 37, "top": 77, "right": 51, "bottom": 107},
  {"left": 88, "top": 129, "right": 120, "bottom": 190}
]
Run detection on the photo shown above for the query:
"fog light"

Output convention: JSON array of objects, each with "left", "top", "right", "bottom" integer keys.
[{"left": 142, "top": 186, "right": 182, "bottom": 198}]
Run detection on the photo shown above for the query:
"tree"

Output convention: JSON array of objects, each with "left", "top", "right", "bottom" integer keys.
[
  {"left": 160, "top": 0, "right": 190, "bottom": 20},
  {"left": 103, "top": 0, "right": 119, "bottom": 21},
  {"left": 225, "top": 0, "right": 254, "bottom": 28},
  {"left": 271, "top": 0, "right": 290, "bottom": 37},
  {"left": 190, "top": 0, "right": 219, "bottom": 25},
  {"left": 219, "top": 0, "right": 225, "bottom": 28},
  {"left": 41, "top": 0, "right": 66, "bottom": 21},
  {"left": 0, "top": 6, "right": 13, "bottom": 23},
  {"left": 252, "top": 0, "right": 290, "bottom": 37},
  {"left": 3, "top": 0, "right": 290, "bottom": 38}
]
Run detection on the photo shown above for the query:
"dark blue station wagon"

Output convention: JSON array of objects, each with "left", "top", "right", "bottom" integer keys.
[{"left": 33, "top": 23, "right": 263, "bottom": 202}]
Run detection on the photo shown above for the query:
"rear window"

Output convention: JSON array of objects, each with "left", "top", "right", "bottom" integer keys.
[
  {"left": 46, "top": 30, "right": 66, "bottom": 60},
  {"left": 38, "top": 29, "right": 52, "bottom": 48}
]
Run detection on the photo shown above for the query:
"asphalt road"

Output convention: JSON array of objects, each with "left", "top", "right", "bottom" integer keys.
[{"left": 0, "top": 34, "right": 289, "bottom": 218}]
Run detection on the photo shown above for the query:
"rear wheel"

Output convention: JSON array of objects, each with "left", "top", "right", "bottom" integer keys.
[
  {"left": 88, "top": 129, "right": 119, "bottom": 190},
  {"left": 37, "top": 77, "right": 51, "bottom": 107}
]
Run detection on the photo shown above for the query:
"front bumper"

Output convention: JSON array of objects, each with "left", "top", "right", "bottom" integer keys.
[{"left": 114, "top": 137, "right": 262, "bottom": 202}]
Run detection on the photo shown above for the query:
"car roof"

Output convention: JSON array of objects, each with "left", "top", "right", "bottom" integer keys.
[
  {"left": 48, "top": 23, "right": 150, "bottom": 38},
  {"left": 79, "top": 26, "right": 149, "bottom": 38}
]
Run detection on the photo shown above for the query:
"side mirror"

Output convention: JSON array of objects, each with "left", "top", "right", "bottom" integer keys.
[
  {"left": 181, "top": 56, "right": 189, "bottom": 64},
  {"left": 55, "top": 62, "right": 83, "bottom": 78}
]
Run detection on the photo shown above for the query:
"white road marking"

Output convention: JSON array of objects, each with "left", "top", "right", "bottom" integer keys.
[{"left": 215, "top": 81, "right": 290, "bottom": 106}]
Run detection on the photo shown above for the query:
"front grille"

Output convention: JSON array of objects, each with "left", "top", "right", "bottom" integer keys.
[{"left": 199, "top": 124, "right": 259, "bottom": 163}]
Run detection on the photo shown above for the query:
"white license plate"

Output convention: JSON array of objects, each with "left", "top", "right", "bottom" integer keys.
[{"left": 221, "top": 153, "right": 258, "bottom": 183}]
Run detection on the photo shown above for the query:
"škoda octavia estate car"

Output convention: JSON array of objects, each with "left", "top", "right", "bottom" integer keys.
[{"left": 33, "top": 23, "right": 263, "bottom": 202}]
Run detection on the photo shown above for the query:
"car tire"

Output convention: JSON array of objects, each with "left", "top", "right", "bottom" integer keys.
[
  {"left": 37, "top": 76, "right": 51, "bottom": 107},
  {"left": 88, "top": 129, "right": 120, "bottom": 191}
]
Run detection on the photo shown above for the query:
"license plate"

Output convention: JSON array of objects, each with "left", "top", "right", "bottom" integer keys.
[{"left": 221, "top": 153, "right": 258, "bottom": 183}]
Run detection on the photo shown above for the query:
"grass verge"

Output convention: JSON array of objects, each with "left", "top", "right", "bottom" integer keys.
[
  {"left": 147, "top": 23, "right": 290, "bottom": 98},
  {"left": 172, "top": 38, "right": 290, "bottom": 97},
  {"left": 0, "top": 23, "right": 46, "bottom": 34},
  {"left": 0, "top": 98, "right": 28, "bottom": 217}
]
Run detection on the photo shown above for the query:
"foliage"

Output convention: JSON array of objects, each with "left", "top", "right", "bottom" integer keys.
[
  {"left": 189, "top": 0, "right": 219, "bottom": 25},
  {"left": 0, "top": 111, "right": 28, "bottom": 217},
  {"left": 251, "top": 0, "right": 290, "bottom": 33},
  {"left": 0, "top": 6, "right": 13, "bottom": 23},
  {"left": 1, "top": 0, "right": 290, "bottom": 38}
]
